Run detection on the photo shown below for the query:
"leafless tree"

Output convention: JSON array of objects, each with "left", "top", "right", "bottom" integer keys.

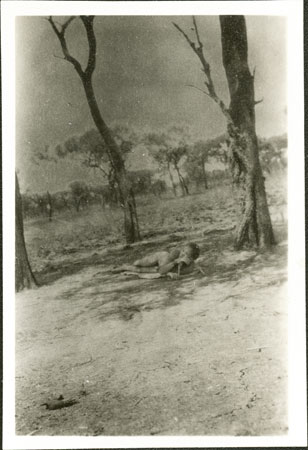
[
  {"left": 47, "top": 16, "right": 140, "bottom": 243},
  {"left": 174, "top": 16, "right": 275, "bottom": 249}
]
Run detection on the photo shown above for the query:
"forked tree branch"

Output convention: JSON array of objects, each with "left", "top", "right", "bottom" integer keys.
[
  {"left": 48, "top": 15, "right": 97, "bottom": 81},
  {"left": 173, "top": 17, "right": 232, "bottom": 125},
  {"left": 192, "top": 16, "right": 203, "bottom": 49},
  {"left": 48, "top": 16, "right": 84, "bottom": 78},
  {"left": 80, "top": 16, "right": 96, "bottom": 77}
]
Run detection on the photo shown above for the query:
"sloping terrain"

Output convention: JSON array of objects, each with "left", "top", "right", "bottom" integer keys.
[{"left": 16, "top": 177, "right": 288, "bottom": 435}]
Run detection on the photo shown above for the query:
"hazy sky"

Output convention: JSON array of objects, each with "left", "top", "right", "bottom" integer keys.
[{"left": 16, "top": 15, "right": 287, "bottom": 192}]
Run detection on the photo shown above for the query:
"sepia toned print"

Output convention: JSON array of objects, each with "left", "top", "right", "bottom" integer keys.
[{"left": 15, "top": 13, "right": 289, "bottom": 437}]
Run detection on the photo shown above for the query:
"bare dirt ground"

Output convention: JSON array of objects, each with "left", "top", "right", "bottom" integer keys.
[{"left": 16, "top": 177, "right": 288, "bottom": 436}]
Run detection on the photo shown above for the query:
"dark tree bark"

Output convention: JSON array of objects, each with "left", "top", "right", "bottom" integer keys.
[
  {"left": 48, "top": 16, "right": 140, "bottom": 243},
  {"left": 220, "top": 16, "right": 275, "bottom": 249},
  {"left": 16, "top": 174, "right": 37, "bottom": 292},
  {"left": 174, "top": 16, "right": 275, "bottom": 249}
]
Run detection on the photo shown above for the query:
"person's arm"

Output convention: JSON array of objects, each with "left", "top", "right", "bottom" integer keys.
[
  {"left": 158, "top": 260, "right": 178, "bottom": 275},
  {"left": 195, "top": 263, "right": 206, "bottom": 275},
  {"left": 160, "top": 260, "right": 189, "bottom": 278}
]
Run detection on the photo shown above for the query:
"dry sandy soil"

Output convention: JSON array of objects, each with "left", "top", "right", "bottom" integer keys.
[{"left": 16, "top": 178, "right": 288, "bottom": 436}]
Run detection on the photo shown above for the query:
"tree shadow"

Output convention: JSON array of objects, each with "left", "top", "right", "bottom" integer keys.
[{"left": 53, "top": 225, "right": 287, "bottom": 323}]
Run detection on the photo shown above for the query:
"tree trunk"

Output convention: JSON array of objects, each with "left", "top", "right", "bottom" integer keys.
[
  {"left": 48, "top": 16, "right": 140, "bottom": 244},
  {"left": 15, "top": 174, "right": 37, "bottom": 292},
  {"left": 82, "top": 79, "right": 140, "bottom": 243},
  {"left": 182, "top": 176, "right": 189, "bottom": 195},
  {"left": 174, "top": 162, "right": 189, "bottom": 196},
  {"left": 167, "top": 161, "right": 177, "bottom": 196},
  {"left": 108, "top": 168, "right": 119, "bottom": 205},
  {"left": 47, "top": 191, "right": 53, "bottom": 221},
  {"left": 175, "top": 164, "right": 185, "bottom": 196},
  {"left": 76, "top": 197, "right": 81, "bottom": 212},
  {"left": 201, "top": 157, "right": 209, "bottom": 190},
  {"left": 220, "top": 16, "right": 275, "bottom": 249}
]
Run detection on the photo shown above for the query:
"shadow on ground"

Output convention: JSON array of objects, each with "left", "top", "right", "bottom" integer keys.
[{"left": 35, "top": 224, "right": 287, "bottom": 324}]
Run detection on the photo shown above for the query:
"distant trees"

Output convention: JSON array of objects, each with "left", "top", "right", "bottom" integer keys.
[
  {"left": 22, "top": 130, "right": 285, "bottom": 220},
  {"left": 48, "top": 16, "right": 140, "bottom": 243},
  {"left": 127, "top": 170, "right": 153, "bottom": 196},
  {"left": 21, "top": 191, "right": 54, "bottom": 220},
  {"left": 185, "top": 141, "right": 210, "bottom": 190},
  {"left": 55, "top": 126, "right": 134, "bottom": 206},
  {"left": 174, "top": 16, "right": 275, "bottom": 249},
  {"left": 185, "top": 135, "right": 227, "bottom": 190},
  {"left": 53, "top": 190, "right": 72, "bottom": 212},
  {"left": 21, "top": 171, "right": 168, "bottom": 220},
  {"left": 151, "top": 179, "right": 167, "bottom": 198},
  {"left": 69, "top": 180, "right": 89, "bottom": 212},
  {"left": 259, "top": 134, "right": 288, "bottom": 173},
  {"left": 146, "top": 127, "right": 190, "bottom": 196}
]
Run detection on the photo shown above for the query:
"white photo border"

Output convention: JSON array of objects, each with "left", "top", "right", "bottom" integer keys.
[{"left": 2, "top": 1, "right": 306, "bottom": 448}]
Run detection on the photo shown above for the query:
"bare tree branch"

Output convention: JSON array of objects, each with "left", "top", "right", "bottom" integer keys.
[
  {"left": 254, "top": 98, "right": 263, "bottom": 106},
  {"left": 47, "top": 16, "right": 75, "bottom": 38},
  {"left": 53, "top": 53, "right": 66, "bottom": 60},
  {"left": 172, "top": 22, "right": 196, "bottom": 50},
  {"left": 185, "top": 84, "right": 210, "bottom": 98},
  {"left": 80, "top": 16, "right": 96, "bottom": 77},
  {"left": 192, "top": 16, "right": 203, "bottom": 49},
  {"left": 48, "top": 16, "right": 84, "bottom": 79},
  {"left": 173, "top": 18, "right": 232, "bottom": 125},
  {"left": 62, "top": 16, "right": 75, "bottom": 33},
  {"left": 49, "top": 15, "right": 97, "bottom": 81}
]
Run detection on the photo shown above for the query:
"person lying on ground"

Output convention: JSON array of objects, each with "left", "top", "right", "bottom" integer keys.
[{"left": 112, "top": 242, "right": 204, "bottom": 279}]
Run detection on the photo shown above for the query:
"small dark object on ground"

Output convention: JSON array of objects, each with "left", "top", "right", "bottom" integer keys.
[{"left": 41, "top": 397, "right": 78, "bottom": 410}]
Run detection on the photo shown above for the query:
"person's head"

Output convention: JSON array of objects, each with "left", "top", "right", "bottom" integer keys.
[{"left": 180, "top": 242, "right": 200, "bottom": 261}]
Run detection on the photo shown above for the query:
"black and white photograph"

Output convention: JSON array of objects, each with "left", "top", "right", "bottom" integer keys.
[{"left": 2, "top": 1, "right": 306, "bottom": 448}]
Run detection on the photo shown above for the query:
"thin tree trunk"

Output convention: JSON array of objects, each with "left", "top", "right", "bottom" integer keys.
[
  {"left": 76, "top": 197, "right": 81, "bottom": 212},
  {"left": 48, "top": 16, "right": 140, "bottom": 244},
  {"left": 201, "top": 157, "right": 209, "bottom": 190},
  {"left": 108, "top": 168, "right": 119, "bottom": 205},
  {"left": 180, "top": 174, "right": 189, "bottom": 195},
  {"left": 15, "top": 174, "right": 37, "bottom": 292},
  {"left": 182, "top": 176, "right": 189, "bottom": 195},
  {"left": 130, "top": 190, "right": 140, "bottom": 239},
  {"left": 175, "top": 164, "right": 185, "bottom": 196},
  {"left": 47, "top": 191, "right": 53, "bottom": 222},
  {"left": 82, "top": 80, "right": 140, "bottom": 243},
  {"left": 174, "top": 162, "right": 189, "bottom": 196},
  {"left": 61, "top": 193, "right": 71, "bottom": 211},
  {"left": 167, "top": 161, "right": 177, "bottom": 196},
  {"left": 220, "top": 16, "right": 275, "bottom": 249}
]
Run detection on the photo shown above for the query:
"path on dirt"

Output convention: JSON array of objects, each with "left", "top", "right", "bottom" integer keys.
[{"left": 16, "top": 229, "right": 288, "bottom": 436}]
